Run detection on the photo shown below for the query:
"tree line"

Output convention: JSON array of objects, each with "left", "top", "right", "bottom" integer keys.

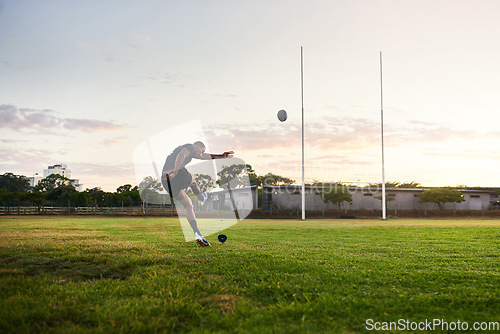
[
  {"left": 0, "top": 173, "right": 141, "bottom": 207},
  {"left": 136, "top": 164, "right": 295, "bottom": 206},
  {"left": 1, "top": 167, "right": 498, "bottom": 210},
  {"left": 0, "top": 165, "right": 291, "bottom": 208}
]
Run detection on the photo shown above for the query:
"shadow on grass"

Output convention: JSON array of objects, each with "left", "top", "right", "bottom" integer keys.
[{"left": 1, "top": 255, "right": 135, "bottom": 281}]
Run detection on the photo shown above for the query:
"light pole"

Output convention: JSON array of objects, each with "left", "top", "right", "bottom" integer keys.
[
  {"left": 380, "top": 51, "right": 386, "bottom": 220},
  {"left": 277, "top": 47, "right": 305, "bottom": 220}
]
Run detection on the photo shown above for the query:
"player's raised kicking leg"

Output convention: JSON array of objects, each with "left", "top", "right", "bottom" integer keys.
[{"left": 175, "top": 189, "right": 211, "bottom": 246}]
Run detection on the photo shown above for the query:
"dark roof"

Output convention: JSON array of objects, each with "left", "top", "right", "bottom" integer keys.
[{"left": 262, "top": 185, "right": 492, "bottom": 193}]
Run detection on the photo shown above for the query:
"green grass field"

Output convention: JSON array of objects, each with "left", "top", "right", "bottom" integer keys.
[{"left": 1, "top": 216, "right": 499, "bottom": 333}]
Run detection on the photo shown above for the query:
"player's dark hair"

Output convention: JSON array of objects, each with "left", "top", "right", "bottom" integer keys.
[{"left": 193, "top": 141, "right": 205, "bottom": 149}]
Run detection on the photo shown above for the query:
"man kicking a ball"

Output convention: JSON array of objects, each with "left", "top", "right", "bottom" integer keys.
[{"left": 161, "top": 141, "right": 233, "bottom": 246}]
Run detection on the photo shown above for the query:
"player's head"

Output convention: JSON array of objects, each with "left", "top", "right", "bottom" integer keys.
[{"left": 193, "top": 141, "right": 206, "bottom": 157}]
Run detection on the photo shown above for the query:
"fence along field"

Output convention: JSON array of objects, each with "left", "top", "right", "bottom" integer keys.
[
  {"left": 0, "top": 205, "right": 175, "bottom": 215},
  {"left": 3, "top": 205, "right": 500, "bottom": 219},
  {"left": 0, "top": 216, "right": 499, "bottom": 333}
]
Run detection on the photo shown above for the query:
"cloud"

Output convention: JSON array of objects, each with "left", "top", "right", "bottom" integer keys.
[
  {"left": 0, "top": 60, "right": 14, "bottom": 68},
  {"left": 68, "top": 162, "right": 136, "bottom": 191},
  {"left": 101, "top": 136, "right": 131, "bottom": 146},
  {"left": 77, "top": 34, "right": 150, "bottom": 63},
  {"left": 70, "top": 161, "right": 133, "bottom": 179},
  {"left": 0, "top": 104, "right": 124, "bottom": 133},
  {"left": 124, "top": 42, "right": 141, "bottom": 51},
  {"left": 0, "top": 105, "right": 60, "bottom": 130},
  {"left": 76, "top": 40, "right": 91, "bottom": 48},
  {"left": 385, "top": 122, "right": 480, "bottom": 147},
  {"left": 205, "top": 117, "right": 381, "bottom": 152},
  {"left": 205, "top": 116, "right": 494, "bottom": 154},
  {"left": 124, "top": 34, "right": 150, "bottom": 51},
  {"left": 214, "top": 94, "right": 236, "bottom": 98},
  {"left": 132, "top": 34, "right": 150, "bottom": 43},
  {"left": 0, "top": 147, "right": 58, "bottom": 174},
  {"left": 75, "top": 40, "right": 115, "bottom": 62},
  {"left": 140, "top": 72, "right": 182, "bottom": 85},
  {"left": 1, "top": 139, "right": 28, "bottom": 144},
  {"left": 63, "top": 118, "right": 123, "bottom": 132},
  {"left": 205, "top": 125, "right": 297, "bottom": 151},
  {"left": 0, "top": 151, "right": 135, "bottom": 191},
  {"left": 424, "top": 148, "right": 500, "bottom": 160}
]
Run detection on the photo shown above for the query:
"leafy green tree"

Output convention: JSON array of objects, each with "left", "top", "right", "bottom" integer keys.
[
  {"left": 83, "top": 188, "right": 99, "bottom": 206},
  {"left": 375, "top": 194, "right": 396, "bottom": 211},
  {"left": 193, "top": 174, "right": 215, "bottom": 193},
  {"left": 47, "top": 184, "right": 77, "bottom": 205},
  {"left": 398, "top": 181, "right": 421, "bottom": 188},
  {"left": 116, "top": 184, "right": 132, "bottom": 193},
  {"left": 33, "top": 174, "right": 76, "bottom": 206},
  {"left": 225, "top": 164, "right": 295, "bottom": 187},
  {"left": 246, "top": 165, "right": 261, "bottom": 186},
  {"left": 124, "top": 186, "right": 141, "bottom": 206},
  {"left": 84, "top": 187, "right": 115, "bottom": 207},
  {"left": 217, "top": 164, "right": 249, "bottom": 188},
  {"left": 0, "top": 173, "right": 30, "bottom": 192},
  {"left": 369, "top": 181, "right": 399, "bottom": 188},
  {"left": 0, "top": 188, "right": 11, "bottom": 205},
  {"left": 35, "top": 174, "right": 72, "bottom": 192},
  {"left": 369, "top": 181, "right": 421, "bottom": 189},
  {"left": 261, "top": 173, "right": 294, "bottom": 186},
  {"left": 67, "top": 191, "right": 88, "bottom": 207},
  {"left": 322, "top": 186, "right": 353, "bottom": 210},
  {"left": 29, "top": 191, "right": 46, "bottom": 206},
  {"left": 418, "top": 187, "right": 465, "bottom": 210},
  {"left": 115, "top": 184, "right": 141, "bottom": 206},
  {"left": 138, "top": 176, "right": 164, "bottom": 205}
]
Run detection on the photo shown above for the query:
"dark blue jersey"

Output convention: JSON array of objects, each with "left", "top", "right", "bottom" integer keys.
[{"left": 163, "top": 144, "right": 196, "bottom": 173}]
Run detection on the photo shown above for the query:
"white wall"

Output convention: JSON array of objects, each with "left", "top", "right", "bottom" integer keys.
[{"left": 262, "top": 186, "right": 491, "bottom": 211}]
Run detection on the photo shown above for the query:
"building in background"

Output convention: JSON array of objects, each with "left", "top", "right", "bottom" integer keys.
[
  {"left": 27, "top": 173, "right": 43, "bottom": 190},
  {"left": 262, "top": 185, "right": 492, "bottom": 212},
  {"left": 43, "top": 163, "right": 71, "bottom": 178},
  {"left": 28, "top": 164, "right": 84, "bottom": 191}
]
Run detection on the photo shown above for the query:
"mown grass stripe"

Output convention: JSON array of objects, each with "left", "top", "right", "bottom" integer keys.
[{"left": 0, "top": 217, "right": 499, "bottom": 333}]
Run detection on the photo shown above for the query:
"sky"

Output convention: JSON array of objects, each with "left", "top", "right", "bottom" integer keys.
[{"left": 1, "top": 0, "right": 500, "bottom": 191}]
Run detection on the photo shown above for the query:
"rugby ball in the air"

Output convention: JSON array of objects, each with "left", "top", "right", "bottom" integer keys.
[{"left": 277, "top": 109, "right": 287, "bottom": 122}]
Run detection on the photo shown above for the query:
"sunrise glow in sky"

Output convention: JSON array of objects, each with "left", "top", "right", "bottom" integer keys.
[{"left": 1, "top": 0, "right": 500, "bottom": 191}]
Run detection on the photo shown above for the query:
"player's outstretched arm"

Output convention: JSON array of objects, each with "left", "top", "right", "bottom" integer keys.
[{"left": 199, "top": 151, "right": 234, "bottom": 160}]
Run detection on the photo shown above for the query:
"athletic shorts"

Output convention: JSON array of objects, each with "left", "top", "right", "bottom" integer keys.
[{"left": 161, "top": 168, "right": 193, "bottom": 198}]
